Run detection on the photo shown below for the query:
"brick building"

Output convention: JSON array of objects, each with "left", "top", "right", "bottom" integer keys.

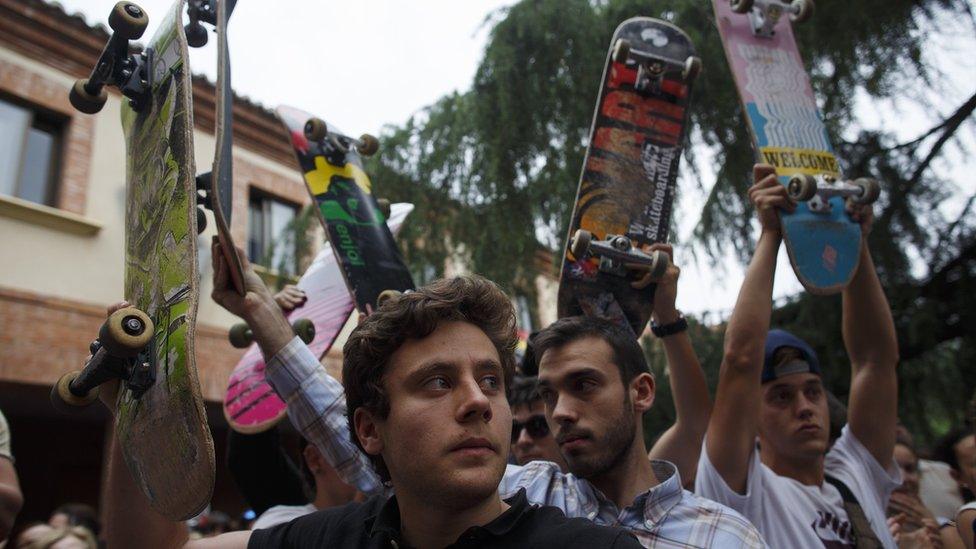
[{"left": 0, "top": 0, "right": 335, "bottom": 526}]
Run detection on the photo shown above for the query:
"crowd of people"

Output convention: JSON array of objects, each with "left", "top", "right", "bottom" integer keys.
[{"left": 4, "top": 164, "right": 975, "bottom": 547}]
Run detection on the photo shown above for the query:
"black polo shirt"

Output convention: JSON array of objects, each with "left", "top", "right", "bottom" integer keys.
[{"left": 248, "top": 488, "right": 640, "bottom": 548}]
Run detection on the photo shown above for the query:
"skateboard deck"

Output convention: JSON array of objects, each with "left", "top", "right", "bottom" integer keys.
[
  {"left": 557, "top": 18, "right": 698, "bottom": 336},
  {"left": 64, "top": 0, "right": 214, "bottom": 520},
  {"left": 187, "top": 0, "right": 245, "bottom": 295},
  {"left": 276, "top": 105, "right": 415, "bottom": 313},
  {"left": 224, "top": 203, "right": 414, "bottom": 434},
  {"left": 713, "top": 0, "right": 863, "bottom": 293}
]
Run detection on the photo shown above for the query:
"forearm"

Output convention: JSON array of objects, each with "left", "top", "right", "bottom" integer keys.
[
  {"left": 723, "top": 230, "right": 780, "bottom": 367},
  {"left": 243, "top": 294, "right": 295, "bottom": 361},
  {"left": 843, "top": 245, "right": 898, "bottom": 368},
  {"left": 265, "top": 339, "right": 385, "bottom": 495},
  {"left": 648, "top": 329, "right": 711, "bottom": 486},
  {"left": 102, "top": 430, "right": 187, "bottom": 549},
  {"left": 0, "top": 486, "right": 21, "bottom": 540}
]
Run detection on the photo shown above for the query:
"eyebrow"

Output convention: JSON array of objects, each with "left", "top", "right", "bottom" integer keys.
[{"left": 538, "top": 366, "right": 603, "bottom": 388}]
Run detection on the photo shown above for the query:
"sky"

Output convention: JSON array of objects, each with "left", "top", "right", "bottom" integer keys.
[{"left": 62, "top": 0, "right": 975, "bottom": 318}]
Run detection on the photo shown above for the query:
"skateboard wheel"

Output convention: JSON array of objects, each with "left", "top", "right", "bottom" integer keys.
[
  {"left": 851, "top": 177, "right": 880, "bottom": 205},
  {"left": 730, "top": 0, "right": 754, "bottom": 14},
  {"left": 196, "top": 207, "right": 207, "bottom": 234},
  {"left": 376, "top": 198, "right": 391, "bottom": 219},
  {"left": 185, "top": 21, "right": 209, "bottom": 48},
  {"left": 787, "top": 174, "right": 818, "bottom": 202},
  {"left": 292, "top": 319, "right": 316, "bottom": 344},
  {"left": 99, "top": 307, "right": 153, "bottom": 358},
  {"left": 51, "top": 371, "right": 100, "bottom": 413},
  {"left": 228, "top": 322, "right": 253, "bottom": 349},
  {"left": 357, "top": 134, "right": 379, "bottom": 157},
  {"left": 682, "top": 56, "right": 702, "bottom": 82},
  {"left": 109, "top": 2, "right": 149, "bottom": 41},
  {"left": 612, "top": 39, "right": 630, "bottom": 64},
  {"left": 570, "top": 229, "right": 592, "bottom": 259},
  {"left": 790, "top": 0, "right": 814, "bottom": 23},
  {"left": 304, "top": 118, "right": 328, "bottom": 142},
  {"left": 649, "top": 250, "right": 670, "bottom": 280},
  {"left": 69, "top": 79, "right": 108, "bottom": 115},
  {"left": 377, "top": 290, "right": 401, "bottom": 308}
]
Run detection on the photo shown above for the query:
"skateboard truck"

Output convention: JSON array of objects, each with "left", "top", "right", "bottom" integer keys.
[
  {"left": 304, "top": 118, "right": 380, "bottom": 160},
  {"left": 194, "top": 172, "right": 214, "bottom": 234},
  {"left": 729, "top": 0, "right": 814, "bottom": 38},
  {"left": 787, "top": 174, "right": 881, "bottom": 213},
  {"left": 50, "top": 307, "right": 156, "bottom": 413},
  {"left": 185, "top": 0, "right": 238, "bottom": 48},
  {"left": 612, "top": 39, "right": 701, "bottom": 94},
  {"left": 229, "top": 318, "right": 316, "bottom": 349},
  {"left": 69, "top": 2, "right": 153, "bottom": 114},
  {"left": 570, "top": 230, "right": 670, "bottom": 280}
]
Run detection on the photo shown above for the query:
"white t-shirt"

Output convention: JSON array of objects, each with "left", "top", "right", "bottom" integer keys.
[
  {"left": 251, "top": 504, "right": 317, "bottom": 530},
  {"left": 696, "top": 426, "right": 901, "bottom": 548}
]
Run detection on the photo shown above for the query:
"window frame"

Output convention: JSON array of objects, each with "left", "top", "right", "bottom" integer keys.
[{"left": 0, "top": 93, "right": 64, "bottom": 208}]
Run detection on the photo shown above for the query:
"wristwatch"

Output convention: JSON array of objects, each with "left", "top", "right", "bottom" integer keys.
[{"left": 651, "top": 313, "right": 688, "bottom": 338}]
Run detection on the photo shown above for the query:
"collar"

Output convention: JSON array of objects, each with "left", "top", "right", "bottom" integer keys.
[
  {"left": 628, "top": 460, "right": 685, "bottom": 527},
  {"left": 367, "top": 489, "right": 532, "bottom": 544}
]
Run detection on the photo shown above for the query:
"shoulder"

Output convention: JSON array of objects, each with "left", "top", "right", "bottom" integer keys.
[
  {"left": 500, "top": 461, "right": 564, "bottom": 495},
  {"left": 519, "top": 504, "right": 641, "bottom": 547},
  {"left": 670, "top": 490, "right": 766, "bottom": 544},
  {"left": 249, "top": 498, "right": 380, "bottom": 548}
]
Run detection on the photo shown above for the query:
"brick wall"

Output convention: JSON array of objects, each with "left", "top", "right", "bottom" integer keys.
[{"left": 0, "top": 286, "right": 245, "bottom": 402}]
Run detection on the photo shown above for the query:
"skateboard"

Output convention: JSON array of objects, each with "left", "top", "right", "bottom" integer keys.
[
  {"left": 712, "top": 0, "right": 880, "bottom": 293},
  {"left": 186, "top": 0, "right": 246, "bottom": 296},
  {"left": 276, "top": 105, "right": 415, "bottom": 314},
  {"left": 59, "top": 0, "right": 214, "bottom": 520},
  {"left": 557, "top": 18, "right": 700, "bottom": 337},
  {"left": 223, "top": 203, "right": 414, "bottom": 434}
]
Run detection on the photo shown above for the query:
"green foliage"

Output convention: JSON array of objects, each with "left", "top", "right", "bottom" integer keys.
[{"left": 363, "top": 0, "right": 976, "bottom": 447}]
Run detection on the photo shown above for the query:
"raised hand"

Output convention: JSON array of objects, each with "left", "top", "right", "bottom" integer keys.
[{"left": 747, "top": 164, "right": 795, "bottom": 234}]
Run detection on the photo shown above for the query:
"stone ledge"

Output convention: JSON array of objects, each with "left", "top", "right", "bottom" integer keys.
[{"left": 0, "top": 194, "right": 101, "bottom": 235}]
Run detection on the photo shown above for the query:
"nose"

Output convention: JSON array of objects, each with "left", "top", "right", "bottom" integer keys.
[
  {"left": 550, "top": 393, "right": 577, "bottom": 426},
  {"left": 515, "top": 425, "right": 534, "bottom": 448},
  {"left": 456, "top": 377, "right": 492, "bottom": 424},
  {"left": 796, "top": 393, "right": 816, "bottom": 419}
]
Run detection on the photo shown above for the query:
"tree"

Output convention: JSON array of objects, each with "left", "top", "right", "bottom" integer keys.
[{"left": 365, "top": 0, "right": 976, "bottom": 446}]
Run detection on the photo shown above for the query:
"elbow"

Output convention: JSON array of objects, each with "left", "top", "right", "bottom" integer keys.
[{"left": 721, "top": 347, "right": 760, "bottom": 377}]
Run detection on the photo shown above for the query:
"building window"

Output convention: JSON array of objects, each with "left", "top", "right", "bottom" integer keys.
[
  {"left": 0, "top": 96, "right": 63, "bottom": 206},
  {"left": 248, "top": 191, "right": 298, "bottom": 276}
]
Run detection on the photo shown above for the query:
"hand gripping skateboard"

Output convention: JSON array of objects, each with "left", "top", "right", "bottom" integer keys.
[
  {"left": 712, "top": 0, "right": 881, "bottom": 293},
  {"left": 223, "top": 203, "right": 414, "bottom": 434},
  {"left": 276, "top": 105, "right": 415, "bottom": 314},
  {"left": 557, "top": 18, "right": 700, "bottom": 337},
  {"left": 59, "top": 0, "right": 214, "bottom": 521}
]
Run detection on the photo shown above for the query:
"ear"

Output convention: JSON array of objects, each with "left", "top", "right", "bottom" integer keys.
[
  {"left": 630, "top": 372, "right": 655, "bottom": 413},
  {"left": 303, "top": 443, "right": 324, "bottom": 473},
  {"left": 353, "top": 407, "right": 384, "bottom": 457}
]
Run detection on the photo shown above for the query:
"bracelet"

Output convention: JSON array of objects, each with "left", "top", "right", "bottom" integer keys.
[{"left": 651, "top": 314, "right": 688, "bottom": 338}]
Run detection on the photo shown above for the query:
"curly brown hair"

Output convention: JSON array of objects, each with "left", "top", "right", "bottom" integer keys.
[{"left": 342, "top": 275, "right": 518, "bottom": 481}]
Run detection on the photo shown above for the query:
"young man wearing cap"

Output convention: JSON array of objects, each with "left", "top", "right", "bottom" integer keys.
[{"left": 696, "top": 164, "right": 901, "bottom": 547}]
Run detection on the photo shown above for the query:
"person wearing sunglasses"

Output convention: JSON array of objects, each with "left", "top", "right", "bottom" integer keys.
[{"left": 509, "top": 374, "right": 568, "bottom": 470}]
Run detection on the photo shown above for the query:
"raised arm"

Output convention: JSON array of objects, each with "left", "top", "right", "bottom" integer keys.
[
  {"left": 841, "top": 206, "right": 899, "bottom": 465},
  {"left": 643, "top": 243, "right": 711, "bottom": 487},
  {"left": 706, "top": 164, "right": 794, "bottom": 493},
  {"left": 211, "top": 241, "right": 385, "bottom": 496}
]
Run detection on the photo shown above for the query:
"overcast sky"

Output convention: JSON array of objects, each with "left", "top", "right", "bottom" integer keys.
[{"left": 62, "top": 0, "right": 975, "bottom": 318}]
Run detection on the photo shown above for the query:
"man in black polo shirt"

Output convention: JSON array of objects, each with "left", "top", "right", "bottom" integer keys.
[{"left": 98, "top": 244, "right": 641, "bottom": 549}]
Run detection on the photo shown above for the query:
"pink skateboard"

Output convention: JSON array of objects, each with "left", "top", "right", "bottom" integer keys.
[{"left": 223, "top": 203, "right": 414, "bottom": 433}]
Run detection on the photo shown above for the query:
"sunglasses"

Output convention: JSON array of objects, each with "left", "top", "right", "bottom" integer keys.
[{"left": 511, "top": 415, "right": 550, "bottom": 442}]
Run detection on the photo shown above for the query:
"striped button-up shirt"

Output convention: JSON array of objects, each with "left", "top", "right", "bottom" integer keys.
[{"left": 266, "top": 337, "right": 766, "bottom": 548}]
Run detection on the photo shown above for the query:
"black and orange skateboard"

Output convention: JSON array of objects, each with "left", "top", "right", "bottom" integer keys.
[{"left": 558, "top": 17, "right": 699, "bottom": 336}]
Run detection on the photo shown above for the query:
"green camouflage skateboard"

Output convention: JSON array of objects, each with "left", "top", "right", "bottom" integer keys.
[{"left": 59, "top": 0, "right": 214, "bottom": 521}]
